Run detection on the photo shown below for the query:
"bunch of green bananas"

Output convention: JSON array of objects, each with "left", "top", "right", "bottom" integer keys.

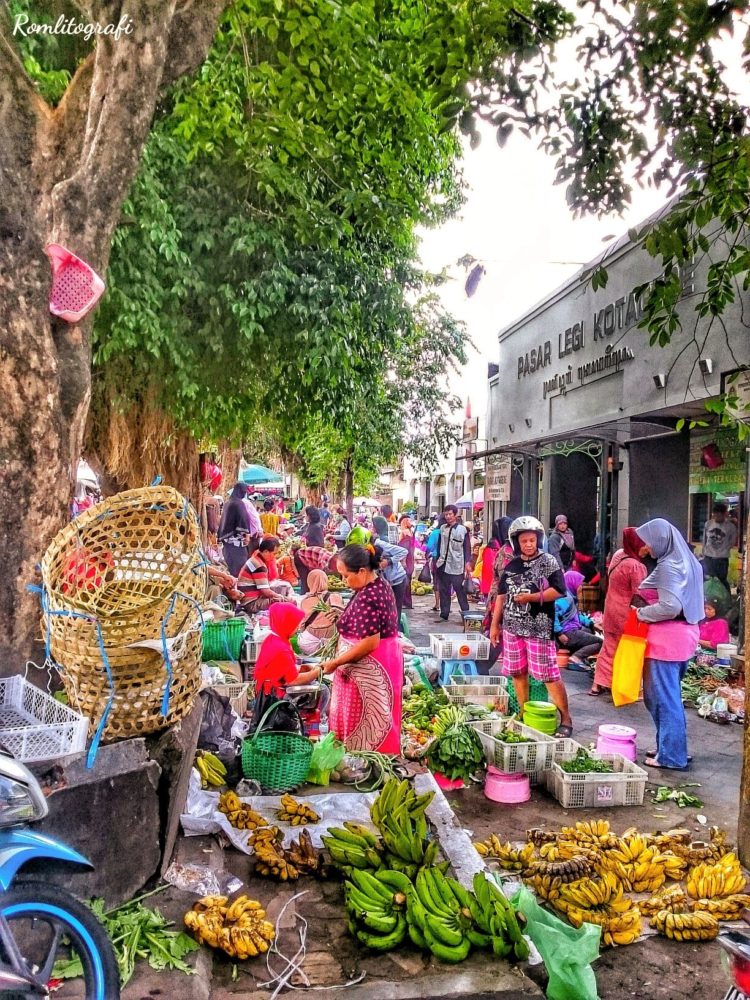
[
  {"left": 369, "top": 777, "right": 437, "bottom": 875},
  {"left": 465, "top": 872, "right": 530, "bottom": 962},
  {"left": 195, "top": 751, "right": 227, "bottom": 788},
  {"left": 321, "top": 822, "right": 383, "bottom": 872},
  {"left": 344, "top": 868, "right": 411, "bottom": 951},
  {"left": 406, "top": 867, "right": 474, "bottom": 963}
]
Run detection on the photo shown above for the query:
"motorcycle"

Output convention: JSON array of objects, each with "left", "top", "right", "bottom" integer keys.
[
  {"left": 719, "top": 922, "right": 750, "bottom": 1000},
  {"left": 0, "top": 748, "right": 119, "bottom": 999}
]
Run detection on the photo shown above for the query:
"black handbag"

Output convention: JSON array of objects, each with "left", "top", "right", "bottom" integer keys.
[{"left": 418, "top": 562, "right": 432, "bottom": 584}]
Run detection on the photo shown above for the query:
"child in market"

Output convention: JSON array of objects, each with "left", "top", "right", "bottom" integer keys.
[{"left": 698, "top": 597, "right": 730, "bottom": 650}]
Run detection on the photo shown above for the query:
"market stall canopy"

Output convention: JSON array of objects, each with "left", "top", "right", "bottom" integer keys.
[
  {"left": 455, "top": 487, "right": 485, "bottom": 508},
  {"left": 353, "top": 496, "right": 381, "bottom": 507},
  {"left": 240, "top": 463, "right": 281, "bottom": 485}
]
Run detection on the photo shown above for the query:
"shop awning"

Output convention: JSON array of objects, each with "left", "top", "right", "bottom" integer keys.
[
  {"left": 455, "top": 487, "right": 485, "bottom": 507},
  {"left": 240, "top": 463, "right": 281, "bottom": 484}
]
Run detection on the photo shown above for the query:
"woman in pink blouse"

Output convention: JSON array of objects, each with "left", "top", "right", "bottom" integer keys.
[
  {"left": 320, "top": 544, "right": 402, "bottom": 754},
  {"left": 634, "top": 519, "right": 703, "bottom": 770}
]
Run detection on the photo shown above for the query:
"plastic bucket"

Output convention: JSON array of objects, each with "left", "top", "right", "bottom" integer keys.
[
  {"left": 596, "top": 724, "right": 637, "bottom": 762},
  {"left": 716, "top": 643, "right": 738, "bottom": 664},
  {"left": 484, "top": 766, "right": 531, "bottom": 804},
  {"left": 522, "top": 701, "right": 559, "bottom": 735}
]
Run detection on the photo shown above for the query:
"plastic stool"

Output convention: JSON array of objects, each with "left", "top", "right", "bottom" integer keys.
[
  {"left": 439, "top": 659, "right": 478, "bottom": 686},
  {"left": 399, "top": 611, "right": 410, "bottom": 637}
]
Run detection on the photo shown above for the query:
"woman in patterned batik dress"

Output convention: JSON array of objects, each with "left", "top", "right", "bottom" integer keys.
[{"left": 320, "top": 543, "right": 402, "bottom": 754}]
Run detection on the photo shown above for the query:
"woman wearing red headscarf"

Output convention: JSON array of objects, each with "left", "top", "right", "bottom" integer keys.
[{"left": 590, "top": 528, "right": 648, "bottom": 696}]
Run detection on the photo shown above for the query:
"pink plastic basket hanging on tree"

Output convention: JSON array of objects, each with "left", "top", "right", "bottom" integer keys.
[{"left": 45, "top": 243, "right": 105, "bottom": 322}]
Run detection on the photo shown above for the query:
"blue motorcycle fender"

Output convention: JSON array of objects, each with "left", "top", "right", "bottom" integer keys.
[{"left": 0, "top": 829, "right": 92, "bottom": 892}]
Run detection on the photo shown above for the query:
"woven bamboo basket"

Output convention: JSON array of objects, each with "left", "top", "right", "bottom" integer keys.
[{"left": 41, "top": 486, "right": 207, "bottom": 742}]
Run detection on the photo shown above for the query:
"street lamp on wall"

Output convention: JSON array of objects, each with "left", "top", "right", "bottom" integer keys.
[
  {"left": 698, "top": 358, "right": 713, "bottom": 375},
  {"left": 653, "top": 373, "right": 667, "bottom": 389}
]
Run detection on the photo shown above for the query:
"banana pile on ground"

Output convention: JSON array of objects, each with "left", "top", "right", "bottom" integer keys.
[
  {"left": 249, "top": 826, "right": 321, "bottom": 880},
  {"left": 322, "top": 779, "right": 438, "bottom": 876},
  {"left": 218, "top": 791, "right": 268, "bottom": 831},
  {"left": 184, "top": 894, "right": 275, "bottom": 959},
  {"left": 325, "top": 777, "right": 530, "bottom": 963},
  {"left": 276, "top": 793, "right": 320, "bottom": 826},
  {"left": 195, "top": 751, "right": 227, "bottom": 789},
  {"left": 476, "top": 819, "right": 747, "bottom": 947}
]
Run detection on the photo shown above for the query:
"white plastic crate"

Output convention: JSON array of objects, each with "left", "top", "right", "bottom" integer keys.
[
  {"left": 387, "top": 523, "right": 400, "bottom": 543},
  {"left": 430, "top": 633, "right": 490, "bottom": 660},
  {"left": 449, "top": 676, "right": 507, "bottom": 691},
  {"left": 447, "top": 686, "right": 509, "bottom": 713},
  {"left": 213, "top": 682, "right": 249, "bottom": 717},
  {"left": 469, "top": 718, "right": 557, "bottom": 774},
  {"left": 0, "top": 676, "right": 87, "bottom": 763},
  {"left": 241, "top": 638, "right": 261, "bottom": 663},
  {"left": 545, "top": 746, "right": 648, "bottom": 809}
]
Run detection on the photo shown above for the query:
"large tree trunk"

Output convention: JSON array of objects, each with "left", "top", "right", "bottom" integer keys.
[
  {"left": 0, "top": 0, "right": 227, "bottom": 672},
  {"left": 737, "top": 518, "right": 750, "bottom": 864}
]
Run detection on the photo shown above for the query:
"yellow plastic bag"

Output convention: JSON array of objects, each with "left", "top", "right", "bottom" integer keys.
[{"left": 611, "top": 634, "right": 647, "bottom": 706}]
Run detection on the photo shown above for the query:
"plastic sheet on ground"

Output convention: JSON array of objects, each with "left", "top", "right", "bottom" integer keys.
[{"left": 181, "top": 769, "right": 377, "bottom": 854}]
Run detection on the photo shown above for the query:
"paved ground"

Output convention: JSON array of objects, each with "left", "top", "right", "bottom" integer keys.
[
  {"left": 117, "top": 591, "right": 741, "bottom": 999},
  {"left": 408, "top": 589, "right": 742, "bottom": 999}
]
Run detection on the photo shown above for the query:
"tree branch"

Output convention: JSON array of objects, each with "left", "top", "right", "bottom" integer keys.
[{"left": 161, "top": 0, "right": 230, "bottom": 91}]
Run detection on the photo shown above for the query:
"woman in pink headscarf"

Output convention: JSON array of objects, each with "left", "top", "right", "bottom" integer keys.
[{"left": 590, "top": 528, "right": 648, "bottom": 696}]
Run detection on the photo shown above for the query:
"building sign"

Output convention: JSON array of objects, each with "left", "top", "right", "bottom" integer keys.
[
  {"left": 516, "top": 262, "right": 694, "bottom": 396},
  {"left": 462, "top": 417, "right": 478, "bottom": 442},
  {"left": 689, "top": 427, "right": 746, "bottom": 495},
  {"left": 725, "top": 369, "right": 750, "bottom": 424},
  {"left": 485, "top": 455, "right": 512, "bottom": 502}
]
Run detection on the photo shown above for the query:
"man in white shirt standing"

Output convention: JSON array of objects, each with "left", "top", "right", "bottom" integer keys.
[
  {"left": 435, "top": 505, "right": 472, "bottom": 622},
  {"left": 702, "top": 502, "right": 737, "bottom": 587}
]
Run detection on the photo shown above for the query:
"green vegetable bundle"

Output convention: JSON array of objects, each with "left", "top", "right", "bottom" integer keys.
[
  {"left": 403, "top": 685, "right": 448, "bottom": 732},
  {"left": 559, "top": 748, "right": 614, "bottom": 774},
  {"left": 53, "top": 891, "right": 198, "bottom": 986},
  {"left": 426, "top": 706, "right": 486, "bottom": 782}
]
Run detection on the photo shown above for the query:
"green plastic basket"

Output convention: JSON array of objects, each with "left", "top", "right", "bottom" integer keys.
[
  {"left": 241, "top": 703, "right": 313, "bottom": 792},
  {"left": 507, "top": 678, "right": 548, "bottom": 715},
  {"left": 201, "top": 618, "right": 247, "bottom": 661}
]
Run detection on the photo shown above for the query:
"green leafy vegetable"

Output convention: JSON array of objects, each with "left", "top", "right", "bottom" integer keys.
[
  {"left": 559, "top": 748, "right": 614, "bottom": 774},
  {"left": 652, "top": 785, "right": 704, "bottom": 808},
  {"left": 52, "top": 891, "right": 198, "bottom": 986}
]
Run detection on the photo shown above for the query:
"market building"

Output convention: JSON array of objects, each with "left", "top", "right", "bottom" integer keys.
[{"left": 480, "top": 209, "right": 750, "bottom": 575}]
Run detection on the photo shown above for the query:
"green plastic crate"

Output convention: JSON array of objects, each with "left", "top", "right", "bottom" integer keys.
[{"left": 507, "top": 678, "right": 548, "bottom": 715}]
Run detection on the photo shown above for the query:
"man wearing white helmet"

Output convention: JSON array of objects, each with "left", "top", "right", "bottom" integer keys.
[{"left": 489, "top": 516, "right": 573, "bottom": 737}]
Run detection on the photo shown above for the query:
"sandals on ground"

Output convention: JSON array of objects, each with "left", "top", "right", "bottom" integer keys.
[
  {"left": 554, "top": 724, "right": 573, "bottom": 738},
  {"left": 644, "top": 756, "right": 690, "bottom": 771}
]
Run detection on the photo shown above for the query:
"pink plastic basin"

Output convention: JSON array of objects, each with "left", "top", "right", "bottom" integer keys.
[
  {"left": 596, "top": 724, "right": 637, "bottom": 761},
  {"left": 484, "top": 766, "right": 530, "bottom": 804}
]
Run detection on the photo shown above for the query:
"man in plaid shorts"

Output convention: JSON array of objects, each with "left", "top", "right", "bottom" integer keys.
[{"left": 489, "top": 516, "right": 573, "bottom": 737}]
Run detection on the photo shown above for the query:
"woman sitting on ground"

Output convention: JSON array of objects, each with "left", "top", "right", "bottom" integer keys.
[
  {"left": 698, "top": 597, "right": 730, "bottom": 650},
  {"left": 296, "top": 569, "right": 344, "bottom": 655},
  {"left": 554, "top": 569, "right": 603, "bottom": 669}
]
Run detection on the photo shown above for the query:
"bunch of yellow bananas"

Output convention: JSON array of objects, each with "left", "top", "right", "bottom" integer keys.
[
  {"left": 551, "top": 872, "right": 641, "bottom": 945},
  {"left": 651, "top": 908, "right": 719, "bottom": 942},
  {"left": 218, "top": 791, "right": 268, "bottom": 831},
  {"left": 640, "top": 886, "right": 693, "bottom": 918},
  {"left": 285, "top": 829, "right": 322, "bottom": 875},
  {"left": 539, "top": 839, "right": 599, "bottom": 863},
  {"left": 691, "top": 894, "right": 750, "bottom": 920},
  {"left": 526, "top": 854, "right": 594, "bottom": 882},
  {"left": 195, "top": 751, "right": 227, "bottom": 789},
  {"left": 474, "top": 836, "right": 535, "bottom": 872},
  {"left": 597, "top": 836, "right": 668, "bottom": 893},
  {"left": 687, "top": 853, "right": 747, "bottom": 900},
  {"left": 560, "top": 819, "right": 620, "bottom": 850},
  {"left": 276, "top": 793, "right": 320, "bottom": 826},
  {"left": 184, "top": 894, "right": 275, "bottom": 958}
]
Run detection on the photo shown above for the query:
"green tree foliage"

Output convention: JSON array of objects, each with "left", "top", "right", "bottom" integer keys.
[
  {"left": 90, "top": 0, "right": 571, "bottom": 485},
  {"left": 493, "top": 1, "right": 750, "bottom": 428}
]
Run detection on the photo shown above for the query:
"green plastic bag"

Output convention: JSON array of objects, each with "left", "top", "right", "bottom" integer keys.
[
  {"left": 306, "top": 733, "right": 345, "bottom": 785},
  {"left": 511, "top": 886, "right": 600, "bottom": 1000},
  {"left": 704, "top": 576, "right": 731, "bottom": 615}
]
